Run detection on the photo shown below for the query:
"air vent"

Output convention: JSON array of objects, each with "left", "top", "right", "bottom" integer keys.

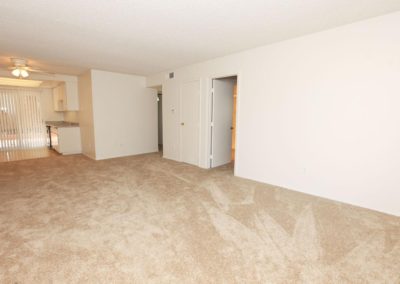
[{"left": 169, "top": 72, "right": 174, "bottom": 79}]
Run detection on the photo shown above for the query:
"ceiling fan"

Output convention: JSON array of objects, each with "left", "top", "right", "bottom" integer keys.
[{"left": 4, "top": 58, "right": 53, "bottom": 79}]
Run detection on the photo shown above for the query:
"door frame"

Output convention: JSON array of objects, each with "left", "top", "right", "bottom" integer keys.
[
  {"left": 146, "top": 84, "right": 164, "bottom": 157},
  {"left": 206, "top": 73, "right": 241, "bottom": 174}
]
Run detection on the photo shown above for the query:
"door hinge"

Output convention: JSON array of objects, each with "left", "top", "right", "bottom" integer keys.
[
  {"left": 211, "top": 88, "right": 214, "bottom": 94},
  {"left": 210, "top": 155, "right": 213, "bottom": 159},
  {"left": 210, "top": 122, "right": 214, "bottom": 127}
]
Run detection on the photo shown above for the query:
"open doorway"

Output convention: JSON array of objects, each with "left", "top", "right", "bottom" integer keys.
[
  {"left": 152, "top": 85, "right": 163, "bottom": 154},
  {"left": 157, "top": 92, "right": 163, "bottom": 153},
  {"left": 210, "top": 76, "right": 237, "bottom": 169},
  {"left": 148, "top": 84, "right": 163, "bottom": 156}
]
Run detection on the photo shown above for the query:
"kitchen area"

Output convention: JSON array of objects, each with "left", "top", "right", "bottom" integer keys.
[
  {"left": 0, "top": 74, "right": 82, "bottom": 162},
  {"left": 45, "top": 78, "right": 82, "bottom": 155},
  {"left": 46, "top": 121, "right": 81, "bottom": 155}
]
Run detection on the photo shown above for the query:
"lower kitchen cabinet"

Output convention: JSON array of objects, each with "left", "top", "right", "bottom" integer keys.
[{"left": 51, "top": 126, "right": 82, "bottom": 155}]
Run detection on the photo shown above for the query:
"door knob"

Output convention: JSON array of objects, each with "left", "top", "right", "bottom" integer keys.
[{"left": 181, "top": 122, "right": 185, "bottom": 126}]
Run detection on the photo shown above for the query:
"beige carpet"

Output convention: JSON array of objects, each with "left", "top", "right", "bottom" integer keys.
[{"left": 0, "top": 153, "right": 399, "bottom": 283}]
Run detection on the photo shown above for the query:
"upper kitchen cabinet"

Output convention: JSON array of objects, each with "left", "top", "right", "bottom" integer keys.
[
  {"left": 53, "top": 83, "right": 67, "bottom": 111},
  {"left": 53, "top": 80, "right": 79, "bottom": 111}
]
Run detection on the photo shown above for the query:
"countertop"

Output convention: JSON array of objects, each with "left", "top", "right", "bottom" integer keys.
[{"left": 46, "top": 121, "right": 80, "bottom": 128}]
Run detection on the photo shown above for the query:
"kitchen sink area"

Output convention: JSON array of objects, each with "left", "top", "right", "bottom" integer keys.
[{"left": 46, "top": 121, "right": 80, "bottom": 128}]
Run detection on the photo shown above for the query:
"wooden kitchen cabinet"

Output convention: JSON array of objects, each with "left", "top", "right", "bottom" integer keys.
[{"left": 53, "top": 81, "right": 79, "bottom": 111}]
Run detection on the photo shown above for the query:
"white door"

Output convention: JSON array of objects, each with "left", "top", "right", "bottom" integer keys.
[
  {"left": 180, "top": 81, "right": 200, "bottom": 165},
  {"left": 211, "top": 78, "right": 234, "bottom": 167}
]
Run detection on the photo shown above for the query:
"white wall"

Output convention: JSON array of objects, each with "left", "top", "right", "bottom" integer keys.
[
  {"left": 39, "top": 88, "right": 64, "bottom": 121},
  {"left": 64, "top": 111, "right": 79, "bottom": 123},
  {"left": 78, "top": 70, "right": 96, "bottom": 159},
  {"left": 91, "top": 70, "right": 158, "bottom": 160},
  {"left": 147, "top": 12, "right": 400, "bottom": 216}
]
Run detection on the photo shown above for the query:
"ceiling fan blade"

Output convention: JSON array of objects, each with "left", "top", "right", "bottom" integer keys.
[
  {"left": 2, "top": 58, "right": 55, "bottom": 76},
  {"left": 26, "top": 67, "right": 55, "bottom": 75},
  {"left": 5, "top": 65, "right": 28, "bottom": 71}
]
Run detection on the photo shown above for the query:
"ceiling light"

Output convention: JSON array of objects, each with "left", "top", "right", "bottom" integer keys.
[
  {"left": 11, "top": 68, "right": 29, "bottom": 78},
  {"left": 20, "top": 69, "right": 29, "bottom": 78},
  {"left": 11, "top": 68, "right": 21, "bottom": 77}
]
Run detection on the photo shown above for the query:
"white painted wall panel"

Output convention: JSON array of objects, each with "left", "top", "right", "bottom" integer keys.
[
  {"left": 147, "top": 12, "right": 400, "bottom": 216},
  {"left": 78, "top": 70, "right": 96, "bottom": 159},
  {"left": 39, "top": 88, "right": 64, "bottom": 122},
  {"left": 91, "top": 70, "right": 158, "bottom": 160}
]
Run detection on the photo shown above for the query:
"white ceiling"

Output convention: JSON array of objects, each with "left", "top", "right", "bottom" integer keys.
[{"left": 1, "top": 0, "right": 399, "bottom": 76}]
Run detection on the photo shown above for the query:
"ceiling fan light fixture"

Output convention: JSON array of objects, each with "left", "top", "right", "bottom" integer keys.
[
  {"left": 11, "top": 68, "right": 29, "bottom": 78},
  {"left": 20, "top": 69, "right": 29, "bottom": 78},
  {"left": 11, "top": 68, "right": 21, "bottom": 77}
]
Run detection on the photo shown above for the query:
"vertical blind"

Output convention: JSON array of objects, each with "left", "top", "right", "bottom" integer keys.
[{"left": 0, "top": 88, "right": 46, "bottom": 150}]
